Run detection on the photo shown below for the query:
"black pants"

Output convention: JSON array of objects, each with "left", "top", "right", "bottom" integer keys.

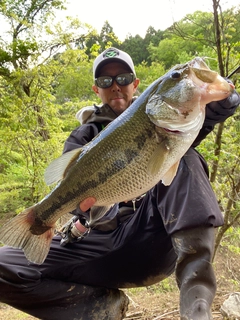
[
  {"left": 0, "top": 148, "right": 223, "bottom": 319},
  {"left": 0, "top": 205, "right": 176, "bottom": 319}
]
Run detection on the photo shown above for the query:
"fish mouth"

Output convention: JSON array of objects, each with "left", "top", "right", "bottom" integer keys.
[
  {"left": 156, "top": 113, "right": 204, "bottom": 135},
  {"left": 162, "top": 128, "right": 182, "bottom": 134}
]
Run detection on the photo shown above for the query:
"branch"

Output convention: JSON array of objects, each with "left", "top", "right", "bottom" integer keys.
[{"left": 153, "top": 309, "right": 179, "bottom": 319}]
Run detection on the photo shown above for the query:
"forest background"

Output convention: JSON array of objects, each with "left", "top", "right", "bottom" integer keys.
[{"left": 0, "top": 0, "right": 239, "bottom": 260}]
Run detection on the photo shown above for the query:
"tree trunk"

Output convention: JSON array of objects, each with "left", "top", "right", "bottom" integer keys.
[
  {"left": 210, "top": 122, "right": 224, "bottom": 183},
  {"left": 213, "top": 177, "right": 240, "bottom": 260}
]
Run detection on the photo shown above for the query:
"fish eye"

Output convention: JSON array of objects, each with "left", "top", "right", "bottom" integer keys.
[{"left": 171, "top": 71, "right": 181, "bottom": 79}]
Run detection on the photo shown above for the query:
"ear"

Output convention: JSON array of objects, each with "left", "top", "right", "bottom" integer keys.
[
  {"left": 92, "top": 85, "right": 99, "bottom": 95},
  {"left": 133, "top": 78, "right": 140, "bottom": 92}
]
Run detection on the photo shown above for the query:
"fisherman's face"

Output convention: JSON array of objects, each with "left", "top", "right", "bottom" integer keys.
[{"left": 92, "top": 62, "right": 140, "bottom": 115}]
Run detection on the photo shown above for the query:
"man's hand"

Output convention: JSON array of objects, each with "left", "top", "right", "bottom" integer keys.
[
  {"left": 74, "top": 197, "right": 96, "bottom": 234},
  {"left": 59, "top": 197, "right": 96, "bottom": 246},
  {"left": 79, "top": 197, "right": 96, "bottom": 212}
]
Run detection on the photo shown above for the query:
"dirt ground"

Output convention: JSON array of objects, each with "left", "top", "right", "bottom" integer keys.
[{"left": 0, "top": 245, "right": 239, "bottom": 320}]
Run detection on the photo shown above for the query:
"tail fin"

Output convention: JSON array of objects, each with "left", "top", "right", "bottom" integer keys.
[{"left": 0, "top": 206, "right": 55, "bottom": 264}]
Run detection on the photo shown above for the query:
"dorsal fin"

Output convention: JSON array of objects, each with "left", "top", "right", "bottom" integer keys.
[{"left": 44, "top": 148, "right": 83, "bottom": 185}]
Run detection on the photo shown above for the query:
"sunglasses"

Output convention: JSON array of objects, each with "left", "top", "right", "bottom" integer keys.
[{"left": 95, "top": 73, "right": 135, "bottom": 89}]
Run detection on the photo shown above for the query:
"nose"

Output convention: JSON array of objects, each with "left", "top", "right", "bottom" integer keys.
[{"left": 111, "top": 80, "right": 121, "bottom": 91}]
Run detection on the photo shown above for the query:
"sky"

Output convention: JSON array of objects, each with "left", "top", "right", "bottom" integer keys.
[{"left": 59, "top": 0, "right": 238, "bottom": 41}]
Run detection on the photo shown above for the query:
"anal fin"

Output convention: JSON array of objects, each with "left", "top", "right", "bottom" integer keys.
[{"left": 89, "top": 205, "right": 113, "bottom": 226}]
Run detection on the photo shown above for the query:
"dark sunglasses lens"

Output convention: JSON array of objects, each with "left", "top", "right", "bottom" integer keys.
[
  {"left": 116, "top": 73, "right": 134, "bottom": 86},
  {"left": 96, "top": 76, "right": 113, "bottom": 88},
  {"left": 95, "top": 73, "right": 135, "bottom": 88}
]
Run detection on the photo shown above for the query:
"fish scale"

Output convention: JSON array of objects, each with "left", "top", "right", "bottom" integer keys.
[{"left": 0, "top": 57, "right": 233, "bottom": 264}]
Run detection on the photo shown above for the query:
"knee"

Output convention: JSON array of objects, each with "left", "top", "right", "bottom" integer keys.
[{"left": 0, "top": 246, "right": 41, "bottom": 286}]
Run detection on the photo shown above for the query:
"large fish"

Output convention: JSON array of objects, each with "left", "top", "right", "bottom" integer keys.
[{"left": 0, "top": 58, "right": 233, "bottom": 264}]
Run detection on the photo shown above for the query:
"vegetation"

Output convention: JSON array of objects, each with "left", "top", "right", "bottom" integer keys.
[{"left": 0, "top": 0, "right": 239, "bottom": 260}]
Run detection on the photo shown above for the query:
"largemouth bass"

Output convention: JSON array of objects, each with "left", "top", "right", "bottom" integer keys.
[{"left": 0, "top": 58, "right": 233, "bottom": 264}]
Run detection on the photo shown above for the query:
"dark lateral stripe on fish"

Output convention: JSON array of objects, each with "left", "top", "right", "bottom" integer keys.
[
  {"left": 35, "top": 147, "right": 142, "bottom": 221},
  {"left": 133, "top": 129, "right": 154, "bottom": 149}
]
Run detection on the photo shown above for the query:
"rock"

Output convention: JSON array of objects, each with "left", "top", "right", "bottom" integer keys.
[{"left": 220, "top": 292, "right": 240, "bottom": 319}]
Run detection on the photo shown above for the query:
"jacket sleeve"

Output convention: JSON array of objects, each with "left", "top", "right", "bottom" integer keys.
[
  {"left": 192, "top": 86, "right": 240, "bottom": 147},
  {"left": 62, "top": 123, "right": 98, "bottom": 154}
]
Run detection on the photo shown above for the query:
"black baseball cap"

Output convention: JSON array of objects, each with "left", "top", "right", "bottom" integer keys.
[{"left": 93, "top": 47, "right": 136, "bottom": 78}]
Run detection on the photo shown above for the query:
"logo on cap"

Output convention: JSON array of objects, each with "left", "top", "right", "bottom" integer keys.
[{"left": 104, "top": 48, "right": 119, "bottom": 59}]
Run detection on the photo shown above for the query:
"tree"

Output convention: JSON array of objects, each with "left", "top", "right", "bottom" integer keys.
[
  {"left": 149, "top": 3, "right": 240, "bottom": 256},
  {"left": 210, "top": 4, "right": 240, "bottom": 184},
  {"left": 144, "top": 26, "right": 164, "bottom": 48},
  {"left": 98, "top": 21, "right": 121, "bottom": 50},
  {"left": 197, "top": 108, "right": 240, "bottom": 259},
  {"left": 52, "top": 49, "right": 96, "bottom": 104},
  {"left": 148, "top": 37, "right": 185, "bottom": 69},
  {"left": 135, "top": 61, "right": 166, "bottom": 93},
  {"left": 0, "top": 0, "right": 94, "bottom": 212},
  {"left": 169, "top": 11, "right": 215, "bottom": 50},
  {"left": 121, "top": 34, "right": 148, "bottom": 65},
  {"left": 121, "top": 27, "right": 164, "bottom": 66},
  {"left": 181, "top": 3, "right": 240, "bottom": 255},
  {"left": 0, "top": 0, "right": 65, "bottom": 73}
]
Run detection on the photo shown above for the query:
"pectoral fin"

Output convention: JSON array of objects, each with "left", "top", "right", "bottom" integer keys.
[
  {"left": 161, "top": 161, "right": 180, "bottom": 186},
  {"left": 147, "top": 141, "right": 170, "bottom": 177},
  {"left": 44, "top": 148, "right": 83, "bottom": 185}
]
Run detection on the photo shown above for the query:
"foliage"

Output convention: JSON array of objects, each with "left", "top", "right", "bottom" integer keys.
[
  {"left": 0, "top": 0, "right": 239, "bottom": 257},
  {"left": 197, "top": 107, "right": 240, "bottom": 256},
  {"left": 0, "top": 0, "right": 89, "bottom": 213},
  {"left": 148, "top": 37, "right": 185, "bottom": 69},
  {"left": 221, "top": 227, "right": 240, "bottom": 254},
  {"left": 51, "top": 49, "right": 95, "bottom": 104},
  {"left": 135, "top": 61, "right": 166, "bottom": 93},
  {"left": 75, "top": 20, "right": 122, "bottom": 57},
  {"left": 121, "top": 27, "right": 164, "bottom": 65},
  {"left": 121, "top": 34, "right": 147, "bottom": 66},
  {"left": 0, "top": 68, "right": 67, "bottom": 212}
]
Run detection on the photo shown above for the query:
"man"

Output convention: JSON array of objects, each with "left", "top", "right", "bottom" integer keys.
[{"left": 0, "top": 47, "right": 239, "bottom": 320}]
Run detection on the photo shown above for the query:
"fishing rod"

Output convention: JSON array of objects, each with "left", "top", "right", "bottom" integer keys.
[
  {"left": 202, "top": 56, "right": 240, "bottom": 79},
  {"left": 227, "top": 65, "right": 240, "bottom": 79}
]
